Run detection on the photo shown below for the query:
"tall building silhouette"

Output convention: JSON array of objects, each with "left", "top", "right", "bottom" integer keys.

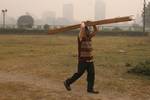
[
  {"left": 43, "top": 11, "right": 56, "bottom": 25},
  {"left": 63, "top": 3, "right": 74, "bottom": 21},
  {"left": 95, "top": 0, "right": 106, "bottom": 20}
]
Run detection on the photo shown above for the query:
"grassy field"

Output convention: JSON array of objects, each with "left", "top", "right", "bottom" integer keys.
[{"left": 0, "top": 34, "right": 150, "bottom": 100}]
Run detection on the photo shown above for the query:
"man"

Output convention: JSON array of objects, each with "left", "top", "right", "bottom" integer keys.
[{"left": 64, "top": 21, "right": 99, "bottom": 94}]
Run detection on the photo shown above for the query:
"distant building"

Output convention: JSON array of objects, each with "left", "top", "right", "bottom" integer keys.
[
  {"left": 42, "top": 11, "right": 56, "bottom": 25},
  {"left": 63, "top": 3, "right": 74, "bottom": 24},
  {"left": 17, "top": 15, "right": 34, "bottom": 29},
  {"left": 55, "top": 17, "right": 70, "bottom": 25},
  {"left": 95, "top": 0, "right": 106, "bottom": 20},
  {"left": 135, "top": 14, "right": 142, "bottom": 26}
]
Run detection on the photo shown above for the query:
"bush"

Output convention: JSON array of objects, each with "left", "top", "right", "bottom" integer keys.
[
  {"left": 112, "top": 27, "right": 122, "bottom": 31},
  {"left": 44, "top": 24, "right": 49, "bottom": 30},
  {"left": 128, "top": 60, "right": 150, "bottom": 76}
]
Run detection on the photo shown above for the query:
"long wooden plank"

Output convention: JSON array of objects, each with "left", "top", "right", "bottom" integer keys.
[{"left": 48, "top": 16, "right": 133, "bottom": 34}]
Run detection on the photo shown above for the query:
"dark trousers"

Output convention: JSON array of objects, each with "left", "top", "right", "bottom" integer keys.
[{"left": 66, "top": 61, "right": 95, "bottom": 91}]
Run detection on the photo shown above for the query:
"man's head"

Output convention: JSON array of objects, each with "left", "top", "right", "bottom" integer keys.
[
  {"left": 85, "top": 26, "right": 90, "bottom": 35},
  {"left": 81, "top": 21, "right": 90, "bottom": 36}
]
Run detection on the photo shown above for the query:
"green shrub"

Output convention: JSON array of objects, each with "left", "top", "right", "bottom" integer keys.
[
  {"left": 112, "top": 27, "right": 122, "bottom": 31},
  {"left": 128, "top": 60, "right": 150, "bottom": 76}
]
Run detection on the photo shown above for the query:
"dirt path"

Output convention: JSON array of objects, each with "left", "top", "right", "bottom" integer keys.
[
  {"left": 0, "top": 71, "right": 102, "bottom": 100},
  {"left": 0, "top": 71, "right": 64, "bottom": 92},
  {"left": 0, "top": 71, "right": 139, "bottom": 100}
]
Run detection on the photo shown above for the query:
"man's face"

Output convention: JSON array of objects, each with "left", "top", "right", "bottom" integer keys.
[{"left": 85, "top": 26, "right": 90, "bottom": 36}]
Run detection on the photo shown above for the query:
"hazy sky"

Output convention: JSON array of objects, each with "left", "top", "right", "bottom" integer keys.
[{"left": 0, "top": 0, "right": 149, "bottom": 21}]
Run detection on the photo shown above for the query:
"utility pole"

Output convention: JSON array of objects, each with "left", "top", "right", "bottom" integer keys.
[
  {"left": 143, "top": 0, "right": 146, "bottom": 33},
  {"left": 2, "top": 9, "right": 7, "bottom": 29}
]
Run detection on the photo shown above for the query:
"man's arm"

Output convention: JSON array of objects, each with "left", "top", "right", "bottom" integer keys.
[
  {"left": 79, "top": 22, "right": 86, "bottom": 41},
  {"left": 89, "top": 25, "right": 98, "bottom": 37}
]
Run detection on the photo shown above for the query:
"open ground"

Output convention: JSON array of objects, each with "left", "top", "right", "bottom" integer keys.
[{"left": 0, "top": 34, "right": 150, "bottom": 100}]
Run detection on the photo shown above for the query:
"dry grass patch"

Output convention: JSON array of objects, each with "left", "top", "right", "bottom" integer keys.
[{"left": 0, "top": 35, "right": 150, "bottom": 100}]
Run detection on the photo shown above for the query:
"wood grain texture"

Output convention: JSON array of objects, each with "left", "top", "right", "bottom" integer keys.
[{"left": 48, "top": 16, "right": 133, "bottom": 34}]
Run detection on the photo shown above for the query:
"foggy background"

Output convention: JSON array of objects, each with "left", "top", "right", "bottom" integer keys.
[{"left": 0, "top": 0, "right": 149, "bottom": 27}]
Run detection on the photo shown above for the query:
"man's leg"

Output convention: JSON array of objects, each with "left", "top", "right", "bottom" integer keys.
[
  {"left": 64, "top": 62, "right": 86, "bottom": 91},
  {"left": 87, "top": 62, "right": 95, "bottom": 91},
  {"left": 87, "top": 62, "right": 98, "bottom": 94}
]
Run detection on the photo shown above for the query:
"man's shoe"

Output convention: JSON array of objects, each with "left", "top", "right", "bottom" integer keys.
[
  {"left": 64, "top": 81, "right": 71, "bottom": 91},
  {"left": 87, "top": 90, "right": 99, "bottom": 94}
]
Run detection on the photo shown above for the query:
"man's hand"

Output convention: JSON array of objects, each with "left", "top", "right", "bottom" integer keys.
[
  {"left": 81, "top": 21, "right": 86, "bottom": 28},
  {"left": 79, "top": 22, "right": 86, "bottom": 41},
  {"left": 89, "top": 25, "right": 98, "bottom": 38},
  {"left": 93, "top": 25, "right": 98, "bottom": 32},
  {"left": 85, "top": 21, "right": 91, "bottom": 26}
]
